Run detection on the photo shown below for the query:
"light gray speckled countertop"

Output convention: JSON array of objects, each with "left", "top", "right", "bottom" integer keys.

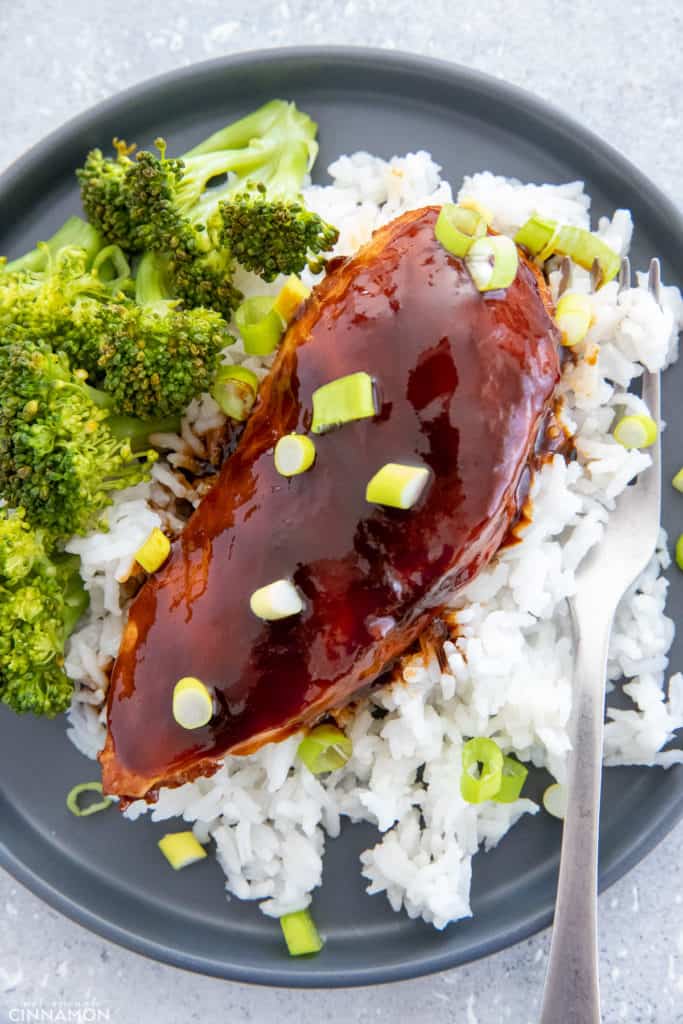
[{"left": 1, "top": 3, "right": 682, "bottom": 1022}]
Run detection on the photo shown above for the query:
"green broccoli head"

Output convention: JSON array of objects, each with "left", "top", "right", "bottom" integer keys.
[
  {"left": 96, "top": 301, "right": 232, "bottom": 418},
  {"left": 0, "top": 509, "right": 88, "bottom": 716},
  {"left": 76, "top": 139, "right": 140, "bottom": 250},
  {"left": 217, "top": 183, "right": 339, "bottom": 282},
  {"left": 0, "top": 331, "right": 157, "bottom": 540}
]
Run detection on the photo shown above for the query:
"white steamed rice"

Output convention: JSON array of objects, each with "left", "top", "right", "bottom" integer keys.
[{"left": 63, "top": 150, "right": 683, "bottom": 930}]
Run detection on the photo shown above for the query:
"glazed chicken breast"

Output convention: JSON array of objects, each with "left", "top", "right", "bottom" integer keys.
[{"left": 101, "top": 206, "right": 560, "bottom": 800}]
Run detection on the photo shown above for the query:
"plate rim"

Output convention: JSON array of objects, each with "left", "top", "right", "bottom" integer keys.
[{"left": 1, "top": 44, "right": 682, "bottom": 988}]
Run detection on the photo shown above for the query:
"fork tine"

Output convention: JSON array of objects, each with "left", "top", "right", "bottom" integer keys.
[
  {"left": 618, "top": 256, "right": 631, "bottom": 293},
  {"left": 648, "top": 257, "right": 662, "bottom": 309},
  {"left": 557, "top": 256, "right": 572, "bottom": 297}
]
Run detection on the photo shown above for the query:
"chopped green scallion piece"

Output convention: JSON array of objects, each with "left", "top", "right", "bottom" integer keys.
[
  {"left": 460, "top": 737, "right": 504, "bottom": 804},
  {"left": 280, "top": 909, "right": 323, "bottom": 956},
  {"left": 310, "top": 371, "right": 376, "bottom": 434},
  {"left": 235, "top": 296, "right": 284, "bottom": 356},
  {"left": 543, "top": 783, "right": 568, "bottom": 820},
  {"left": 298, "top": 724, "right": 352, "bottom": 774},
  {"left": 514, "top": 216, "right": 557, "bottom": 257},
  {"left": 466, "top": 235, "right": 519, "bottom": 292},
  {"left": 493, "top": 756, "right": 528, "bottom": 803},
  {"left": 366, "top": 462, "right": 430, "bottom": 510},
  {"left": 66, "top": 782, "right": 113, "bottom": 817},
  {"left": 211, "top": 365, "right": 260, "bottom": 421},
  {"left": 672, "top": 468, "right": 683, "bottom": 492},
  {"left": 514, "top": 216, "right": 620, "bottom": 285},
  {"left": 434, "top": 203, "right": 487, "bottom": 258},
  {"left": 274, "top": 434, "right": 316, "bottom": 477},
  {"left": 675, "top": 534, "right": 683, "bottom": 572}
]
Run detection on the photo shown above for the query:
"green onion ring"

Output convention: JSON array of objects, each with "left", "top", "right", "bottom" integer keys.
[
  {"left": 66, "top": 782, "right": 113, "bottom": 817},
  {"left": 493, "top": 756, "right": 528, "bottom": 803},
  {"left": 460, "top": 737, "right": 504, "bottom": 804},
  {"left": 235, "top": 296, "right": 285, "bottom": 356}
]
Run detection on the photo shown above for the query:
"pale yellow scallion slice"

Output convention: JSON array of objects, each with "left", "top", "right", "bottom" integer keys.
[
  {"left": 158, "top": 831, "right": 207, "bottom": 870},
  {"left": 273, "top": 275, "right": 311, "bottom": 324},
  {"left": 613, "top": 414, "right": 658, "bottom": 449},
  {"left": 543, "top": 783, "right": 568, "bottom": 820},
  {"left": 211, "top": 365, "right": 260, "bottom": 422},
  {"left": 366, "top": 463, "right": 430, "bottom": 510},
  {"left": 434, "top": 203, "right": 487, "bottom": 258},
  {"left": 250, "top": 579, "right": 304, "bottom": 621},
  {"left": 172, "top": 677, "right": 214, "bottom": 730},
  {"left": 135, "top": 527, "right": 171, "bottom": 574},
  {"left": 466, "top": 235, "right": 519, "bottom": 292},
  {"left": 672, "top": 467, "right": 683, "bottom": 492},
  {"left": 555, "top": 292, "right": 593, "bottom": 347},
  {"left": 274, "top": 434, "right": 316, "bottom": 477}
]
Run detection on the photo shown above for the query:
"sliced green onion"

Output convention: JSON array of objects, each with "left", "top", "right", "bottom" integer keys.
[
  {"left": 465, "top": 235, "right": 519, "bottom": 292},
  {"left": 298, "top": 725, "right": 353, "bottom": 774},
  {"left": 493, "top": 756, "right": 528, "bottom": 803},
  {"left": 366, "top": 462, "right": 430, "bottom": 510},
  {"left": 250, "top": 579, "right": 304, "bottom": 621},
  {"left": 672, "top": 467, "right": 683, "bottom": 492},
  {"left": 172, "top": 677, "right": 213, "bottom": 730},
  {"left": 543, "top": 783, "right": 568, "bottom": 820},
  {"left": 460, "top": 737, "right": 504, "bottom": 804},
  {"left": 235, "top": 296, "right": 284, "bottom": 356},
  {"left": 280, "top": 909, "right": 323, "bottom": 957},
  {"left": 434, "top": 203, "right": 487, "bottom": 258},
  {"left": 613, "top": 413, "right": 658, "bottom": 449},
  {"left": 554, "top": 225, "right": 621, "bottom": 285},
  {"left": 135, "top": 527, "right": 171, "bottom": 573},
  {"left": 311, "top": 371, "right": 376, "bottom": 434},
  {"left": 274, "top": 434, "right": 316, "bottom": 477},
  {"left": 675, "top": 534, "right": 683, "bottom": 571},
  {"left": 459, "top": 196, "right": 494, "bottom": 225},
  {"left": 211, "top": 365, "right": 259, "bottom": 421},
  {"left": 554, "top": 292, "right": 593, "bottom": 347},
  {"left": 158, "top": 831, "right": 208, "bottom": 870},
  {"left": 514, "top": 215, "right": 557, "bottom": 257},
  {"left": 514, "top": 217, "right": 620, "bottom": 285},
  {"left": 273, "top": 275, "right": 311, "bottom": 324},
  {"left": 66, "top": 782, "right": 112, "bottom": 817}
]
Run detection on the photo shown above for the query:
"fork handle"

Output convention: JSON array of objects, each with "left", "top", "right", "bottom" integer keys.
[{"left": 539, "top": 598, "right": 614, "bottom": 1024}]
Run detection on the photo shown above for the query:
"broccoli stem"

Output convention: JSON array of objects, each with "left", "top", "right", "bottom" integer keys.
[
  {"left": 5, "top": 216, "right": 103, "bottom": 274},
  {"left": 82, "top": 373, "right": 181, "bottom": 447},
  {"left": 182, "top": 100, "right": 302, "bottom": 158}
]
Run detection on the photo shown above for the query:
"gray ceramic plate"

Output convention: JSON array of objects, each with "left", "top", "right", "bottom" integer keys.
[{"left": 1, "top": 47, "right": 682, "bottom": 988}]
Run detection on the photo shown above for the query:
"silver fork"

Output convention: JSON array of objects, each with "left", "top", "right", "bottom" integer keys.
[{"left": 539, "top": 258, "right": 663, "bottom": 1024}]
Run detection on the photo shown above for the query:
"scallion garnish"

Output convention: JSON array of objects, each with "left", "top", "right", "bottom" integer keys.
[
  {"left": 493, "top": 756, "right": 528, "bottom": 803},
  {"left": 298, "top": 725, "right": 352, "bottom": 774},
  {"left": 460, "top": 737, "right": 504, "bottom": 804},
  {"left": 543, "top": 783, "right": 568, "bottom": 820},
  {"left": 172, "top": 677, "right": 214, "bottom": 730},
  {"left": 365, "top": 462, "right": 430, "bottom": 510},
  {"left": 134, "top": 527, "right": 171, "bottom": 574},
  {"left": 250, "top": 579, "right": 304, "bottom": 621},
  {"left": 514, "top": 217, "right": 621, "bottom": 285},
  {"left": 279, "top": 909, "right": 324, "bottom": 956},
  {"left": 310, "top": 371, "right": 376, "bottom": 434},
  {"left": 66, "top": 782, "right": 112, "bottom": 817},
  {"left": 274, "top": 434, "right": 316, "bottom": 477},
  {"left": 465, "top": 235, "right": 519, "bottom": 292},
  {"left": 554, "top": 292, "right": 593, "bottom": 347},
  {"left": 273, "top": 275, "right": 311, "bottom": 324},
  {"left": 675, "top": 535, "right": 683, "bottom": 572},
  {"left": 434, "top": 203, "right": 487, "bottom": 258},
  {"left": 613, "top": 413, "right": 658, "bottom": 449},
  {"left": 211, "top": 365, "right": 260, "bottom": 421},
  {"left": 672, "top": 468, "right": 683, "bottom": 492},
  {"left": 158, "top": 831, "right": 208, "bottom": 870},
  {"left": 235, "top": 296, "right": 284, "bottom": 356}
]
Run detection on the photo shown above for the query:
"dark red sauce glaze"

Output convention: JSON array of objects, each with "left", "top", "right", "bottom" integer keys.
[{"left": 101, "top": 207, "right": 560, "bottom": 799}]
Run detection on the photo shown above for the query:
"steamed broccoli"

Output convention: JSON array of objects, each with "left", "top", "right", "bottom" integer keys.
[
  {"left": 0, "top": 217, "right": 134, "bottom": 377},
  {"left": 76, "top": 138, "right": 139, "bottom": 250},
  {"left": 0, "top": 330, "right": 168, "bottom": 540},
  {"left": 76, "top": 100, "right": 338, "bottom": 313},
  {"left": 95, "top": 251, "right": 233, "bottom": 418},
  {"left": 0, "top": 508, "right": 88, "bottom": 716}
]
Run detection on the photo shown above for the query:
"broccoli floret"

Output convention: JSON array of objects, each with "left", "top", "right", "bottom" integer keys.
[
  {"left": 95, "top": 251, "right": 233, "bottom": 418},
  {"left": 76, "top": 139, "right": 140, "bottom": 250},
  {"left": 0, "top": 330, "right": 167, "bottom": 540},
  {"left": 217, "top": 181, "right": 339, "bottom": 282},
  {"left": 76, "top": 101, "right": 336, "bottom": 314},
  {"left": 0, "top": 508, "right": 88, "bottom": 716},
  {"left": 0, "top": 218, "right": 134, "bottom": 378}
]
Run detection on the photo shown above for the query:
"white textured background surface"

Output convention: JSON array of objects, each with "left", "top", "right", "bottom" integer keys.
[{"left": 1, "top": 3, "right": 683, "bottom": 1022}]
